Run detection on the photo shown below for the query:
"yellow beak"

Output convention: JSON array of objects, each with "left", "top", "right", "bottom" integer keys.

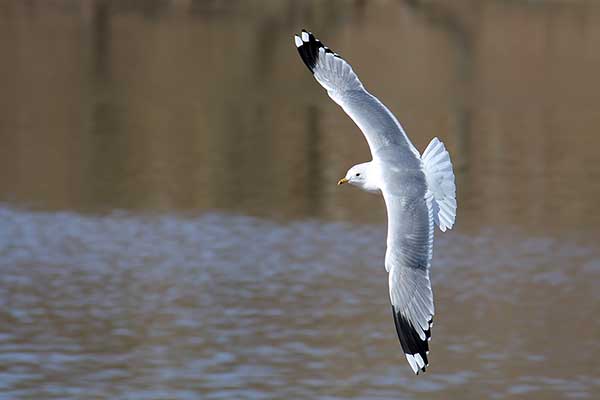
[{"left": 337, "top": 177, "right": 349, "bottom": 186}]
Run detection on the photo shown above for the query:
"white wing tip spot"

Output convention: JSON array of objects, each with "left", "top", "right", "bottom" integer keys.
[
  {"left": 294, "top": 35, "right": 303, "bottom": 47},
  {"left": 301, "top": 31, "right": 309, "bottom": 42},
  {"left": 414, "top": 353, "right": 426, "bottom": 369},
  {"left": 405, "top": 354, "right": 419, "bottom": 374}
]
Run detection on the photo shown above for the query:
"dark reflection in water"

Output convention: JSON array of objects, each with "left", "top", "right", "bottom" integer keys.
[
  {"left": 1, "top": 0, "right": 599, "bottom": 233},
  {"left": 0, "top": 0, "right": 599, "bottom": 399}
]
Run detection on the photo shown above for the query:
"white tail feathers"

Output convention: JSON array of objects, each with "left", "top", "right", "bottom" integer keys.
[{"left": 422, "top": 138, "right": 457, "bottom": 232}]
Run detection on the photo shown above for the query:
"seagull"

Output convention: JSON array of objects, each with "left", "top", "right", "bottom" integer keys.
[{"left": 294, "top": 30, "right": 457, "bottom": 374}]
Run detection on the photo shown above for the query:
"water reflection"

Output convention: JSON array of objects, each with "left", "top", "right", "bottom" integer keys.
[
  {"left": 0, "top": 0, "right": 599, "bottom": 232},
  {"left": 0, "top": 0, "right": 599, "bottom": 399}
]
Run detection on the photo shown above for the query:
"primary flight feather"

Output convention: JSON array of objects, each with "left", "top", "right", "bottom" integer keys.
[{"left": 294, "top": 29, "right": 457, "bottom": 374}]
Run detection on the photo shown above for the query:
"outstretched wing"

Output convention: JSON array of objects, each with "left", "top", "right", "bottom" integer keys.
[
  {"left": 294, "top": 30, "right": 420, "bottom": 160},
  {"left": 381, "top": 164, "right": 435, "bottom": 375}
]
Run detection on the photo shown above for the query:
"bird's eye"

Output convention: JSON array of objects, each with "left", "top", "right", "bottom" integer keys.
[{"left": 356, "top": 173, "right": 361, "bottom": 177}]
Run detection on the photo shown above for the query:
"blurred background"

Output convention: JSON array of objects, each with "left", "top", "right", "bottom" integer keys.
[{"left": 0, "top": 0, "right": 599, "bottom": 399}]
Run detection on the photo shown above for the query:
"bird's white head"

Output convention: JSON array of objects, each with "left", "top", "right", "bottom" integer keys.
[{"left": 337, "top": 162, "right": 381, "bottom": 193}]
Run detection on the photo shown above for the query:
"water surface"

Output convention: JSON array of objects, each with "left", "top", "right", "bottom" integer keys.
[{"left": 0, "top": 1, "right": 599, "bottom": 399}]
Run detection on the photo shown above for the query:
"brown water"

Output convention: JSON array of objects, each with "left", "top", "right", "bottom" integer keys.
[{"left": 0, "top": 1, "right": 599, "bottom": 399}]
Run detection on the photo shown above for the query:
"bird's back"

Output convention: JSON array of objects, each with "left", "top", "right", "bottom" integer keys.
[{"left": 375, "top": 145, "right": 427, "bottom": 200}]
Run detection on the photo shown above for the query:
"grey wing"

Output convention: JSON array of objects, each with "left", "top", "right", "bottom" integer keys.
[
  {"left": 382, "top": 172, "right": 435, "bottom": 375},
  {"left": 294, "top": 30, "right": 420, "bottom": 159}
]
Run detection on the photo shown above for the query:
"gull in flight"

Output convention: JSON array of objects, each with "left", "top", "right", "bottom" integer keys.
[{"left": 294, "top": 30, "right": 457, "bottom": 374}]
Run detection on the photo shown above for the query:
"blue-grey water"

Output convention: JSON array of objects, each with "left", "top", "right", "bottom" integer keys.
[
  {"left": 1, "top": 1, "right": 599, "bottom": 399},
  {"left": 0, "top": 208, "right": 598, "bottom": 399}
]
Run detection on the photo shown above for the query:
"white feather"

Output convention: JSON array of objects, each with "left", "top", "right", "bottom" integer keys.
[
  {"left": 414, "top": 353, "right": 425, "bottom": 369},
  {"left": 422, "top": 137, "right": 457, "bottom": 231},
  {"left": 405, "top": 354, "right": 420, "bottom": 374}
]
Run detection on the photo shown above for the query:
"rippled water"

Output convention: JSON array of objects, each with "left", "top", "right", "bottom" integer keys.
[
  {"left": 1, "top": 1, "right": 600, "bottom": 399},
  {"left": 0, "top": 208, "right": 600, "bottom": 398},
  {"left": 0, "top": 208, "right": 597, "bottom": 399}
]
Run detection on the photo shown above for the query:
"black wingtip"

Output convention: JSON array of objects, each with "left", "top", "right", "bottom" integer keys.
[
  {"left": 294, "top": 29, "right": 319, "bottom": 73},
  {"left": 392, "top": 306, "right": 432, "bottom": 374},
  {"left": 293, "top": 29, "right": 341, "bottom": 74}
]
